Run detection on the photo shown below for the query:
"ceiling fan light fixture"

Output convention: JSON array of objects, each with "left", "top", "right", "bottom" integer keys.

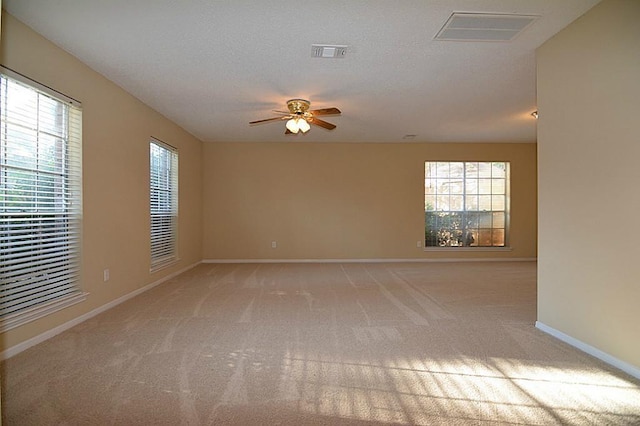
[
  {"left": 298, "top": 118, "right": 310, "bottom": 133},
  {"left": 250, "top": 99, "right": 340, "bottom": 134},
  {"left": 286, "top": 118, "right": 300, "bottom": 133}
]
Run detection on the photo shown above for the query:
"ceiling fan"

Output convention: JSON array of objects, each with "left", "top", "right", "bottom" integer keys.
[{"left": 249, "top": 99, "right": 341, "bottom": 134}]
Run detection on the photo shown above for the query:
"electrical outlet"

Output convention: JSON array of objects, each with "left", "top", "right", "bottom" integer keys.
[
  {"left": 417, "top": 240, "right": 422, "bottom": 248},
  {"left": 103, "top": 268, "right": 110, "bottom": 282},
  {"left": 271, "top": 241, "right": 277, "bottom": 249}
]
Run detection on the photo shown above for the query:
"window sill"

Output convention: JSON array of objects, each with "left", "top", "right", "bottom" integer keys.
[
  {"left": 0, "top": 292, "right": 87, "bottom": 333},
  {"left": 150, "top": 257, "right": 180, "bottom": 273},
  {"left": 423, "top": 246, "right": 512, "bottom": 252}
]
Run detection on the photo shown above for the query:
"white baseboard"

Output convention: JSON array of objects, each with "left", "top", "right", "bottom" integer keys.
[
  {"left": 1, "top": 261, "right": 201, "bottom": 360},
  {"left": 202, "top": 257, "right": 537, "bottom": 264},
  {"left": 535, "top": 321, "right": 640, "bottom": 380}
]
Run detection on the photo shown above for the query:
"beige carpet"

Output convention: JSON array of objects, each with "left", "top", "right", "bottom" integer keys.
[{"left": 2, "top": 262, "right": 640, "bottom": 425}]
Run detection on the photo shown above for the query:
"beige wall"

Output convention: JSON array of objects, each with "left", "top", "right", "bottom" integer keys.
[
  {"left": 537, "top": 0, "right": 640, "bottom": 368},
  {"left": 202, "top": 142, "right": 537, "bottom": 260},
  {"left": 0, "top": 13, "right": 203, "bottom": 352}
]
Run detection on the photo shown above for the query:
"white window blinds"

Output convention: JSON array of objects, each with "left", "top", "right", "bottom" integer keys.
[
  {"left": 150, "top": 139, "right": 178, "bottom": 270},
  {"left": 0, "top": 68, "right": 83, "bottom": 330}
]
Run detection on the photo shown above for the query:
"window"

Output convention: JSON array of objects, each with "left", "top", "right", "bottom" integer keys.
[
  {"left": 0, "top": 68, "right": 83, "bottom": 330},
  {"left": 150, "top": 139, "right": 178, "bottom": 270},
  {"left": 425, "top": 161, "right": 509, "bottom": 247}
]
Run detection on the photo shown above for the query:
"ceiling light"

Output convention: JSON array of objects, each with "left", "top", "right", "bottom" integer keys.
[
  {"left": 286, "top": 117, "right": 310, "bottom": 134},
  {"left": 531, "top": 111, "right": 538, "bottom": 119},
  {"left": 250, "top": 99, "right": 340, "bottom": 135},
  {"left": 298, "top": 119, "right": 310, "bottom": 133},
  {"left": 286, "top": 118, "right": 300, "bottom": 133}
]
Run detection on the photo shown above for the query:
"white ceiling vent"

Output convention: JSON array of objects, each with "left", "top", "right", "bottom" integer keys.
[
  {"left": 435, "top": 13, "right": 538, "bottom": 42},
  {"left": 312, "top": 45, "right": 347, "bottom": 58}
]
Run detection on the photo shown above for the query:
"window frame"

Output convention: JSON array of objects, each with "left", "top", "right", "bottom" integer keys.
[
  {"left": 0, "top": 66, "right": 84, "bottom": 332},
  {"left": 424, "top": 161, "right": 510, "bottom": 249},
  {"left": 149, "top": 138, "right": 178, "bottom": 271}
]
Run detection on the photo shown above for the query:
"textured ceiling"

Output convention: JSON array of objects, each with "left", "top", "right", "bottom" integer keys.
[{"left": 3, "top": 0, "right": 600, "bottom": 143}]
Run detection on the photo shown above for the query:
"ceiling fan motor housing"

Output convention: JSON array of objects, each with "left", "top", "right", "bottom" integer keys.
[{"left": 287, "top": 99, "right": 310, "bottom": 115}]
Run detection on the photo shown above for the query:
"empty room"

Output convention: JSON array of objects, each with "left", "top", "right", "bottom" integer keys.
[{"left": 1, "top": 0, "right": 639, "bottom": 424}]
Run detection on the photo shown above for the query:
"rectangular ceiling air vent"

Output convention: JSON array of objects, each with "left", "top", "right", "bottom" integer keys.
[
  {"left": 435, "top": 13, "right": 538, "bottom": 42},
  {"left": 312, "top": 44, "right": 347, "bottom": 58}
]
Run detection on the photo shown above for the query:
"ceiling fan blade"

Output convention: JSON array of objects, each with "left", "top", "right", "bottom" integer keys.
[
  {"left": 249, "top": 116, "right": 287, "bottom": 125},
  {"left": 310, "top": 117, "right": 336, "bottom": 130},
  {"left": 309, "top": 107, "right": 341, "bottom": 116}
]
